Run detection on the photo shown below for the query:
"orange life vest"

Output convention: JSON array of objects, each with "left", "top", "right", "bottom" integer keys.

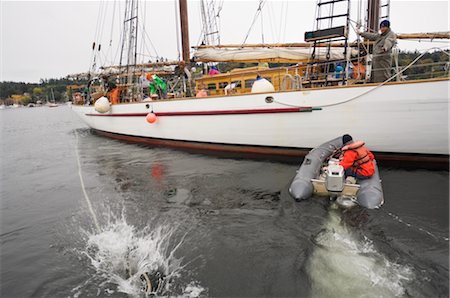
[
  {"left": 342, "top": 141, "right": 372, "bottom": 170},
  {"left": 110, "top": 88, "right": 120, "bottom": 105}
]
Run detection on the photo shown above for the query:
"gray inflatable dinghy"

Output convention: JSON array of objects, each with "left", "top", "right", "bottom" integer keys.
[{"left": 289, "top": 137, "right": 384, "bottom": 209}]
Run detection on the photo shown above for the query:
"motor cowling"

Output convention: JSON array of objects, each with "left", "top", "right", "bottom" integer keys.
[{"left": 325, "top": 164, "right": 345, "bottom": 192}]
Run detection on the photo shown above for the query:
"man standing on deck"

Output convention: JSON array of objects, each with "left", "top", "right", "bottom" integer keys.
[{"left": 359, "top": 20, "right": 397, "bottom": 83}]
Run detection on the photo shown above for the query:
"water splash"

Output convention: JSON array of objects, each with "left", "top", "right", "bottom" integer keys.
[
  {"left": 308, "top": 209, "right": 413, "bottom": 298},
  {"left": 77, "top": 215, "right": 204, "bottom": 297}
]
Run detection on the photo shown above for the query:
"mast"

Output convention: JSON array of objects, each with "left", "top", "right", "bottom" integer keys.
[
  {"left": 367, "top": 0, "right": 380, "bottom": 32},
  {"left": 179, "top": 0, "right": 190, "bottom": 64},
  {"left": 119, "top": 0, "right": 139, "bottom": 88}
]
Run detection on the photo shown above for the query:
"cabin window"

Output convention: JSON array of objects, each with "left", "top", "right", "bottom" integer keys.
[
  {"left": 232, "top": 80, "right": 242, "bottom": 88},
  {"left": 245, "top": 79, "right": 255, "bottom": 88},
  {"left": 218, "top": 82, "right": 229, "bottom": 89},
  {"left": 207, "top": 83, "right": 217, "bottom": 90}
]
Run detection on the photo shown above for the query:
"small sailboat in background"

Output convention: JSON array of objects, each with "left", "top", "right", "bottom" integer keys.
[
  {"left": 47, "top": 88, "right": 59, "bottom": 107},
  {"left": 70, "top": 0, "right": 449, "bottom": 165}
]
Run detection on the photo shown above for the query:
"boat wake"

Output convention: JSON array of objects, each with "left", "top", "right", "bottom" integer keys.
[
  {"left": 76, "top": 215, "right": 204, "bottom": 297},
  {"left": 307, "top": 208, "right": 413, "bottom": 298}
]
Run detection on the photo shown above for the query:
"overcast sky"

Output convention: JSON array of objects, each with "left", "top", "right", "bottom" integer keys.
[{"left": 1, "top": 0, "right": 449, "bottom": 83}]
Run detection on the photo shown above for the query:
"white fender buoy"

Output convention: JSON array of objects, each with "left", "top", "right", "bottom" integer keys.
[
  {"left": 94, "top": 96, "right": 111, "bottom": 113},
  {"left": 251, "top": 78, "right": 275, "bottom": 93}
]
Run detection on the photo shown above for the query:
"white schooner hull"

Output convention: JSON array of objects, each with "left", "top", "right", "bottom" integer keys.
[{"left": 72, "top": 79, "right": 449, "bottom": 157}]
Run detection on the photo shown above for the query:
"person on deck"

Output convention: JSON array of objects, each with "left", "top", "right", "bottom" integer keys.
[
  {"left": 340, "top": 134, "right": 375, "bottom": 180},
  {"left": 147, "top": 73, "right": 167, "bottom": 99},
  {"left": 208, "top": 65, "right": 220, "bottom": 76},
  {"left": 196, "top": 84, "right": 208, "bottom": 97},
  {"left": 107, "top": 81, "right": 120, "bottom": 104},
  {"left": 359, "top": 20, "right": 397, "bottom": 83},
  {"left": 351, "top": 58, "right": 366, "bottom": 80}
]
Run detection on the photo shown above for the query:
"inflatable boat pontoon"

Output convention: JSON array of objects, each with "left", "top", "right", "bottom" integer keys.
[{"left": 289, "top": 137, "right": 384, "bottom": 209}]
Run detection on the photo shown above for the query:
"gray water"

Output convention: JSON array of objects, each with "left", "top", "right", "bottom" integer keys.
[{"left": 1, "top": 106, "right": 448, "bottom": 297}]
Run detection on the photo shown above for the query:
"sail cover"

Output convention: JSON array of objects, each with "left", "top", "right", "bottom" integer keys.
[{"left": 193, "top": 47, "right": 356, "bottom": 63}]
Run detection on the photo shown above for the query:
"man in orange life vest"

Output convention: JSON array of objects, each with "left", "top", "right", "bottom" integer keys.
[{"left": 340, "top": 134, "right": 375, "bottom": 180}]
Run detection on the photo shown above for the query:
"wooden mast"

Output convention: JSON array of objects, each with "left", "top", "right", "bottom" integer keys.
[
  {"left": 179, "top": 0, "right": 190, "bottom": 64},
  {"left": 367, "top": 0, "right": 380, "bottom": 32}
]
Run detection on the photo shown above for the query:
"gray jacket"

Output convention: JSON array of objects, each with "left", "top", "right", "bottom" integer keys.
[{"left": 361, "top": 29, "right": 397, "bottom": 55}]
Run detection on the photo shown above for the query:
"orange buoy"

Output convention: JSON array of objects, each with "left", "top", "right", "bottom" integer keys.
[{"left": 146, "top": 112, "right": 157, "bottom": 124}]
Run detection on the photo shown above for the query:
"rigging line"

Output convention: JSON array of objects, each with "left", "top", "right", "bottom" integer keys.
[
  {"left": 195, "top": 29, "right": 205, "bottom": 48},
  {"left": 98, "top": 0, "right": 109, "bottom": 46},
  {"left": 260, "top": 3, "right": 264, "bottom": 44},
  {"left": 349, "top": 19, "right": 367, "bottom": 55},
  {"left": 174, "top": 0, "right": 181, "bottom": 60},
  {"left": 357, "top": 0, "right": 362, "bottom": 29},
  {"left": 142, "top": 26, "right": 160, "bottom": 59},
  {"left": 279, "top": 1, "right": 287, "bottom": 43},
  {"left": 282, "top": 1, "right": 288, "bottom": 43},
  {"left": 109, "top": 0, "right": 117, "bottom": 46},
  {"left": 349, "top": 19, "right": 362, "bottom": 69},
  {"left": 242, "top": 0, "right": 266, "bottom": 45},
  {"left": 267, "top": 2, "right": 276, "bottom": 43},
  {"left": 134, "top": 0, "right": 139, "bottom": 66},
  {"left": 93, "top": 1, "right": 103, "bottom": 42},
  {"left": 74, "top": 130, "right": 100, "bottom": 232},
  {"left": 90, "top": 1, "right": 104, "bottom": 72},
  {"left": 277, "top": 1, "right": 283, "bottom": 43},
  {"left": 103, "top": 1, "right": 116, "bottom": 66},
  {"left": 140, "top": 0, "right": 147, "bottom": 64},
  {"left": 216, "top": 0, "right": 223, "bottom": 44},
  {"left": 399, "top": 39, "right": 450, "bottom": 44},
  {"left": 200, "top": 0, "right": 207, "bottom": 44},
  {"left": 112, "top": 0, "right": 124, "bottom": 66},
  {"left": 273, "top": 47, "right": 448, "bottom": 109},
  {"left": 142, "top": 37, "right": 158, "bottom": 61},
  {"left": 119, "top": 0, "right": 129, "bottom": 67}
]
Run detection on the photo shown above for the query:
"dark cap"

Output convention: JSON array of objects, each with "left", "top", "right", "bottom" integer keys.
[
  {"left": 380, "top": 20, "right": 390, "bottom": 28},
  {"left": 342, "top": 134, "right": 353, "bottom": 145}
]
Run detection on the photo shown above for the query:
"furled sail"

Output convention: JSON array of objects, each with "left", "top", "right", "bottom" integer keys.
[{"left": 193, "top": 47, "right": 357, "bottom": 63}]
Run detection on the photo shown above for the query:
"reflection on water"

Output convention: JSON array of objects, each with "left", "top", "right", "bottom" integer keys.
[{"left": 1, "top": 106, "right": 448, "bottom": 297}]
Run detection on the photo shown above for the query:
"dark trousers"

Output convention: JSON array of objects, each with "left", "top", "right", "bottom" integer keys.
[
  {"left": 345, "top": 168, "right": 370, "bottom": 180},
  {"left": 371, "top": 53, "right": 392, "bottom": 83}
]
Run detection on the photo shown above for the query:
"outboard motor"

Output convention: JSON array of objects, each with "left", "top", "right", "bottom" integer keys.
[{"left": 325, "top": 164, "right": 345, "bottom": 193}]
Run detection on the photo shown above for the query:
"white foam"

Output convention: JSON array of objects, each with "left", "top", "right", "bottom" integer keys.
[
  {"left": 183, "top": 282, "right": 206, "bottom": 297},
  {"left": 79, "top": 216, "right": 194, "bottom": 296},
  {"left": 308, "top": 210, "right": 413, "bottom": 298}
]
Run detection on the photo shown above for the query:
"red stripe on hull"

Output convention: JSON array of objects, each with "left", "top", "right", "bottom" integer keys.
[{"left": 86, "top": 107, "right": 316, "bottom": 117}]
